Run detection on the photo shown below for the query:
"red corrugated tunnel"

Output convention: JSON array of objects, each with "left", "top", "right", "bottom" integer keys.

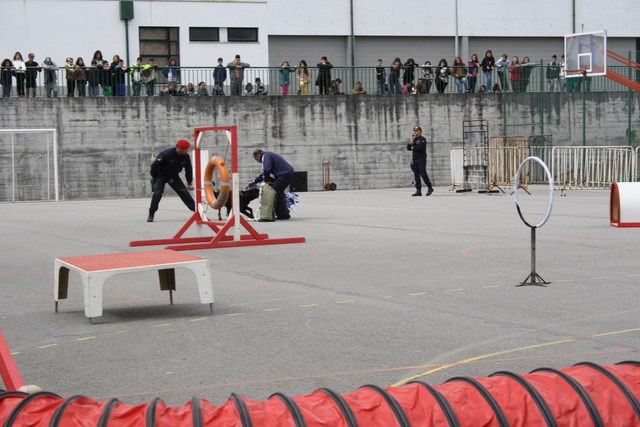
[{"left": 1, "top": 361, "right": 640, "bottom": 426}]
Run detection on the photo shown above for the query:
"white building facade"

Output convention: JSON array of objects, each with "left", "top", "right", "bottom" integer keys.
[{"left": 3, "top": 0, "right": 638, "bottom": 69}]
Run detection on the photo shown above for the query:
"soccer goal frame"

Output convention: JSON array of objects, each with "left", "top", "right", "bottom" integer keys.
[{"left": 0, "top": 128, "right": 59, "bottom": 202}]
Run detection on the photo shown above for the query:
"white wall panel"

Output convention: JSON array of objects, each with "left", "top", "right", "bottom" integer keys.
[
  {"left": 268, "top": 36, "right": 347, "bottom": 68},
  {"left": 2, "top": 0, "right": 638, "bottom": 70},
  {"left": 353, "top": 37, "right": 455, "bottom": 67}
]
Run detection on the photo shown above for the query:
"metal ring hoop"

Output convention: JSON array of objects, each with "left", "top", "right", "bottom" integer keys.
[{"left": 513, "top": 156, "right": 554, "bottom": 229}]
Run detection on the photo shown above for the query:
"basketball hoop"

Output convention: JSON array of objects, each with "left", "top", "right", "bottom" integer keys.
[{"left": 564, "top": 69, "right": 588, "bottom": 78}]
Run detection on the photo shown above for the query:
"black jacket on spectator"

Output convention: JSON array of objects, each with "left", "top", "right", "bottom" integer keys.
[
  {"left": 88, "top": 68, "right": 101, "bottom": 85},
  {"left": 101, "top": 68, "right": 113, "bottom": 88}
]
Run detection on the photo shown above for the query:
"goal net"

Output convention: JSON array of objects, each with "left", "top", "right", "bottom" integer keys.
[{"left": 0, "top": 129, "right": 59, "bottom": 202}]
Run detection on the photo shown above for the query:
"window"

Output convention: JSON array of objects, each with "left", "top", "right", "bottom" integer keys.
[
  {"left": 228, "top": 28, "right": 258, "bottom": 43},
  {"left": 139, "top": 27, "right": 180, "bottom": 66},
  {"left": 190, "top": 27, "right": 220, "bottom": 42}
]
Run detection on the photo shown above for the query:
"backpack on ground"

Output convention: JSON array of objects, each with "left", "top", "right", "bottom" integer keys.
[{"left": 258, "top": 183, "right": 276, "bottom": 222}]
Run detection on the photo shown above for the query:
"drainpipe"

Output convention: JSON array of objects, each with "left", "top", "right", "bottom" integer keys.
[
  {"left": 119, "top": 1, "right": 134, "bottom": 94},
  {"left": 572, "top": 0, "right": 576, "bottom": 33},
  {"left": 454, "top": 0, "right": 459, "bottom": 58},
  {"left": 350, "top": 0, "right": 355, "bottom": 85},
  {"left": 125, "top": 19, "right": 130, "bottom": 68},
  {"left": 540, "top": 59, "right": 544, "bottom": 136}
]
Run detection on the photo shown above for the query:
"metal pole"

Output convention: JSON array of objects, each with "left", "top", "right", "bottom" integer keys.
[
  {"left": 125, "top": 19, "right": 131, "bottom": 96},
  {"left": 628, "top": 51, "right": 633, "bottom": 146},
  {"left": 582, "top": 72, "right": 586, "bottom": 146},
  {"left": 11, "top": 134, "right": 15, "bottom": 203},
  {"left": 53, "top": 128, "right": 59, "bottom": 201},
  {"left": 46, "top": 132, "right": 50, "bottom": 200},
  {"left": 350, "top": 0, "right": 355, "bottom": 86},
  {"left": 530, "top": 227, "right": 536, "bottom": 281},
  {"left": 540, "top": 59, "right": 545, "bottom": 136},
  {"left": 454, "top": 0, "right": 459, "bottom": 58}
]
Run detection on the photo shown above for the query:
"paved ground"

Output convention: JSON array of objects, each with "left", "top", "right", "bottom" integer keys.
[{"left": 1, "top": 185, "right": 639, "bottom": 406}]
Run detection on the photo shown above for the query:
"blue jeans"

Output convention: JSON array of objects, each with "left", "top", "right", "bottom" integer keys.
[
  {"left": 132, "top": 82, "right": 142, "bottom": 96},
  {"left": 454, "top": 77, "right": 467, "bottom": 93},
  {"left": 146, "top": 81, "right": 155, "bottom": 96},
  {"left": 377, "top": 77, "right": 385, "bottom": 94},
  {"left": 88, "top": 83, "right": 99, "bottom": 97},
  {"left": 484, "top": 71, "right": 493, "bottom": 92},
  {"left": 115, "top": 83, "right": 126, "bottom": 96},
  {"left": 389, "top": 76, "right": 401, "bottom": 94}
]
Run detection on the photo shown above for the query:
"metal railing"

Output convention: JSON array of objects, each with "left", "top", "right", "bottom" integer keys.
[{"left": 2, "top": 65, "right": 638, "bottom": 97}]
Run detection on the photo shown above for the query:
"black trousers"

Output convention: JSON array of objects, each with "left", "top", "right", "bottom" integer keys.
[
  {"left": 67, "top": 79, "right": 76, "bottom": 97},
  {"left": 270, "top": 172, "right": 293, "bottom": 218},
  {"left": 411, "top": 157, "right": 432, "bottom": 191},
  {"left": 149, "top": 174, "right": 195, "bottom": 215}
]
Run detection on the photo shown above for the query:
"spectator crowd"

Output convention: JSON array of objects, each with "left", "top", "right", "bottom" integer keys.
[{"left": 1, "top": 49, "right": 586, "bottom": 98}]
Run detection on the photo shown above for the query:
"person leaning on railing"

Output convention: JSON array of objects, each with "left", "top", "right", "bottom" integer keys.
[
  {"left": 451, "top": 56, "right": 468, "bottom": 93},
  {"left": 316, "top": 56, "right": 333, "bottom": 95},
  {"left": 0, "top": 59, "right": 13, "bottom": 98},
  {"left": 142, "top": 58, "right": 158, "bottom": 96},
  {"left": 42, "top": 57, "right": 58, "bottom": 98},
  {"left": 64, "top": 57, "right": 77, "bottom": 97},
  {"left": 129, "top": 57, "right": 144, "bottom": 96},
  {"left": 75, "top": 57, "right": 88, "bottom": 97},
  {"left": 227, "top": 54, "right": 250, "bottom": 96},
  {"left": 297, "top": 60, "right": 309, "bottom": 95},
  {"left": 162, "top": 58, "right": 180, "bottom": 86},
  {"left": 12, "top": 52, "right": 26, "bottom": 98},
  {"left": 213, "top": 57, "right": 226, "bottom": 88},
  {"left": 546, "top": 55, "right": 561, "bottom": 92},
  {"left": 279, "top": 61, "right": 296, "bottom": 95},
  {"left": 24, "top": 53, "right": 41, "bottom": 98},
  {"left": 87, "top": 60, "right": 101, "bottom": 97}
]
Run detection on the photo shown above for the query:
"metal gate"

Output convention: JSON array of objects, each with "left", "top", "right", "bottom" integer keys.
[{"left": 488, "top": 136, "right": 529, "bottom": 192}]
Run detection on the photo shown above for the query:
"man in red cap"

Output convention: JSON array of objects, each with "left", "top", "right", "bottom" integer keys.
[
  {"left": 147, "top": 139, "right": 195, "bottom": 222},
  {"left": 407, "top": 125, "right": 434, "bottom": 197}
]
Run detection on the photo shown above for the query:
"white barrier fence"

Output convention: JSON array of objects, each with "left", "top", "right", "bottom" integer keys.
[
  {"left": 551, "top": 146, "right": 636, "bottom": 190},
  {"left": 450, "top": 148, "right": 464, "bottom": 189},
  {"left": 450, "top": 144, "right": 639, "bottom": 191}
]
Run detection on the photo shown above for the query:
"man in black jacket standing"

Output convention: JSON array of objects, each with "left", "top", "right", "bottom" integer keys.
[
  {"left": 407, "top": 125, "right": 434, "bottom": 197},
  {"left": 147, "top": 139, "right": 195, "bottom": 222}
]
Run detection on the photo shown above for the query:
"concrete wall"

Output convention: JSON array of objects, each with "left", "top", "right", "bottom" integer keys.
[{"left": 0, "top": 92, "right": 638, "bottom": 201}]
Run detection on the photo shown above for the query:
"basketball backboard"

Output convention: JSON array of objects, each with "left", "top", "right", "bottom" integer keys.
[{"left": 564, "top": 30, "right": 607, "bottom": 77}]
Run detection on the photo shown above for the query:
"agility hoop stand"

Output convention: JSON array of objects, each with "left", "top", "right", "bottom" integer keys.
[
  {"left": 0, "top": 328, "right": 24, "bottom": 391},
  {"left": 129, "top": 126, "right": 305, "bottom": 251},
  {"left": 518, "top": 226, "right": 549, "bottom": 287},
  {"left": 514, "top": 157, "right": 553, "bottom": 287}
]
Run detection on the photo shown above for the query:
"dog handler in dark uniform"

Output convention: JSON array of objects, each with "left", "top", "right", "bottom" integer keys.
[
  {"left": 251, "top": 149, "right": 294, "bottom": 220},
  {"left": 147, "top": 139, "right": 195, "bottom": 222},
  {"left": 407, "top": 125, "right": 434, "bottom": 197}
]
